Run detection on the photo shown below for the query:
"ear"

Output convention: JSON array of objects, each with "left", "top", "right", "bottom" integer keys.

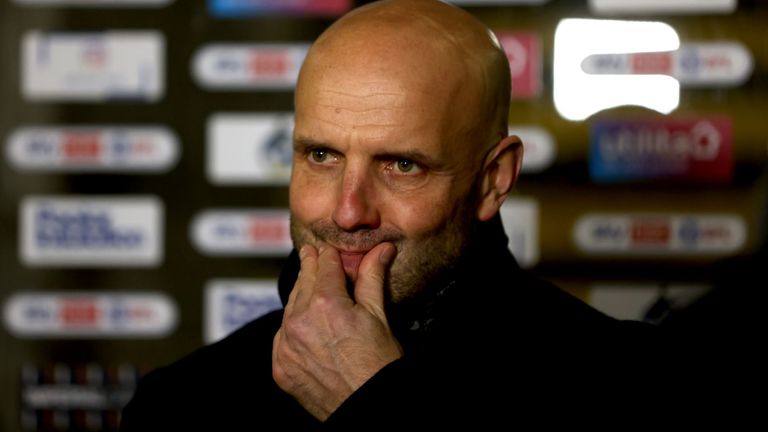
[{"left": 476, "top": 135, "right": 523, "bottom": 222}]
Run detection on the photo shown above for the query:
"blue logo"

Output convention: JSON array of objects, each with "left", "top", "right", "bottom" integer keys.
[
  {"left": 264, "top": 122, "right": 292, "bottom": 168},
  {"left": 222, "top": 292, "right": 281, "bottom": 329},
  {"left": 678, "top": 218, "right": 700, "bottom": 245},
  {"left": 679, "top": 47, "right": 701, "bottom": 75},
  {"left": 26, "top": 136, "right": 56, "bottom": 156},
  {"left": 23, "top": 304, "right": 52, "bottom": 322},
  {"left": 111, "top": 133, "right": 132, "bottom": 159},
  {"left": 591, "top": 221, "right": 624, "bottom": 240},
  {"left": 35, "top": 207, "right": 143, "bottom": 248},
  {"left": 215, "top": 56, "right": 242, "bottom": 73}
]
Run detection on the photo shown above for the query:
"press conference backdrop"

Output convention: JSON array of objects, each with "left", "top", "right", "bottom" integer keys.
[{"left": 1, "top": 0, "right": 766, "bottom": 430}]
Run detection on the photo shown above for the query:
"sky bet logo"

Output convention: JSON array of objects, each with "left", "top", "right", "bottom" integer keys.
[
  {"left": 4, "top": 292, "right": 177, "bottom": 338},
  {"left": 574, "top": 213, "right": 746, "bottom": 255},
  {"left": 191, "top": 209, "right": 292, "bottom": 256},
  {"left": 6, "top": 126, "right": 178, "bottom": 173},
  {"left": 581, "top": 42, "right": 753, "bottom": 87},
  {"left": 20, "top": 196, "right": 163, "bottom": 267},
  {"left": 193, "top": 44, "right": 309, "bottom": 90}
]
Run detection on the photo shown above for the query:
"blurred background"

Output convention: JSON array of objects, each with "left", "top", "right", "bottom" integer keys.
[{"left": 1, "top": 0, "right": 766, "bottom": 430}]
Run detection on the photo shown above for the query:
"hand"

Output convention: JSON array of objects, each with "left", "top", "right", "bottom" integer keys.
[{"left": 272, "top": 242, "right": 404, "bottom": 421}]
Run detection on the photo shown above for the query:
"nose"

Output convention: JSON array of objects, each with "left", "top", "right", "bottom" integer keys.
[{"left": 332, "top": 167, "right": 381, "bottom": 232}]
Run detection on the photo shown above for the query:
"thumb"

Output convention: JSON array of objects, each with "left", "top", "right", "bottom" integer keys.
[{"left": 354, "top": 242, "right": 396, "bottom": 321}]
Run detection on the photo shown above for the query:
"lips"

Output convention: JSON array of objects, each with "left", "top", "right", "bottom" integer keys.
[{"left": 338, "top": 250, "right": 367, "bottom": 281}]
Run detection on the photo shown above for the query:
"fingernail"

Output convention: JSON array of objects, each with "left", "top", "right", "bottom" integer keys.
[
  {"left": 299, "top": 245, "right": 308, "bottom": 259},
  {"left": 379, "top": 244, "right": 395, "bottom": 266}
]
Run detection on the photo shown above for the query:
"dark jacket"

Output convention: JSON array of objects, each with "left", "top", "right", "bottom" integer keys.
[{"left": 120, "top": 216, "right": 668, "bottom": 430}]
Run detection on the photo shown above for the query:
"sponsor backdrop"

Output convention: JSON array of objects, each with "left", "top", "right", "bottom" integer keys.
[{"left": 1, "top": 1, "right": 766, "bottom": 430}]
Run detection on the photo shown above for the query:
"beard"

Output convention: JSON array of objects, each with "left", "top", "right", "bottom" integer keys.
[{"left": 289, "top": 200, "right": 474, "bottom": 306}]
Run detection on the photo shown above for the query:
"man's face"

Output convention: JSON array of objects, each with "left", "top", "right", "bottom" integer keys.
[{"left": 289, "top": 45, "right": 482, "bottom": 304}]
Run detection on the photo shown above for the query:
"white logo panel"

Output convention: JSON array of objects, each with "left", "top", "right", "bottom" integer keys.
[
  {"left": 22, "top": 31, "right": 164, "bottom": 102},
  {"left": 14, "top": 0, "right": 174, "bottom": 6},
  {"left": 21, "top": 196, "right": 164, "bottom": 267},
  {"left": 207, "top": 113, "right": 292, "bottom": 185},
  {"left": 191, "top": 209, "right": 292, "bottom": 256},
  {"left": 193, "top": 43, "right": 309, "bottom": 90},
  {"left": 205, "top": 279, "right": 281, "bottom": 344},
  {"left": 4, "top": 292, "right": 177, "bottom": 338},
  {"left": 509, "top": 125, "right": 556, "bottom": 174},
  {"left": 6, "top": 126, "right": 178, "bottom": 172},
  {"left": 499, "top": 198, "right": 539, "bottom": 268},
  {"left": 582, "top": 42, "right": 753, "bottom": 87},
  {"left": 589, "top": 283, "right": 711, "bottom": 321},
  {"left": 590, "top": 0, "right": 736, "bottom": 15},
  {"left": 574, "top": 213, "right": 746, "bottom": 255},
  {"left": 554, "top": 19, "right": 680, "bottom": 121}
]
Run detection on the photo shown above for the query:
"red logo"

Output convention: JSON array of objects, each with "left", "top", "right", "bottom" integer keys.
[
  {"left": 63, "top": 133, "right": 102, "bottom": 160},
  {"left": 249, "top": 51, "right": 289, "bottom": 76},
  {"left": 632, "top": 52, "right": 672, "bottom": 74},
  {"left": 248, "top": 217, "right": 288, "bottom": 243},
  {"left": 60, "top": 299, "right": 99, "bottom": 327},
  {"left": 631, "top": 219, "right": 670, "bottom": 245}
]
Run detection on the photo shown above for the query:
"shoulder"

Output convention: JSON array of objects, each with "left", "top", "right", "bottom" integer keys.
[
  {"left": 469, "top": 267, "right": 661, "bottom": 357},
  {"left": 515, "top": 272, "right": 612, "bottom": 323},
  {"left": 157, "top": 309, "right": 283, "bottom": 379},
  {"left": 120, "top": 310, "right": 286, "bottom": 430},
  {"left": 478, "top": 266, "right": 616, "bottom": 329}
]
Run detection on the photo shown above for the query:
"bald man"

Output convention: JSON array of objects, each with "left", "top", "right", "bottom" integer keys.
[{"left": 121, "top": 1, "right": 664, "bottom": 429}]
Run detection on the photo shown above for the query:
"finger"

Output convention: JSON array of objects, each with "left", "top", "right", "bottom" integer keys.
[
  {"left": 271, "top": 327, "right": 290, "bottom": 389},
  {"left": 287, "top": 244, "right": 318, "bottom": 311},
  {"left": 353, "top": 242, "right": 396, "bottom": 321},
  {"left": 313, "top": 243, "right": 350, "bottom": 298},
  {"left": 272, "top": 326, "right": 282, "bottom": 364}
]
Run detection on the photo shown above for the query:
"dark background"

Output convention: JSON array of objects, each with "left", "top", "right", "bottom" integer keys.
[{"left": 1, "top": 1, "right": 766, "bottom": 430}]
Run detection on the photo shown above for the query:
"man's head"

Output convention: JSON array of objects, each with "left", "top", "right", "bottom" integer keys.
[{"left": 290, "top": 0, "right": 523, "bottom": 304}]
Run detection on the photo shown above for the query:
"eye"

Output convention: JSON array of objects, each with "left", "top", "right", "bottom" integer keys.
[
  {"left": 392, "top": 159, "right": 423, "bottom": 175},
  {"left": 396, "top": 160, "right": 415, "bottom": 173},
  {"left": 310, "top": 149, "right": 329, "bottom": 163}
]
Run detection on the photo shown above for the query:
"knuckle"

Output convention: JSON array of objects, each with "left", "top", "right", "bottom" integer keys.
[
  {"left": 283, "top": 315, "right": 308, "bottom": 338},
  {"left": 272, "top": 362, "right": 288, "bottom": 388},
  {"left": 309, "top": 293, "right": 335, "bottom": 313}
]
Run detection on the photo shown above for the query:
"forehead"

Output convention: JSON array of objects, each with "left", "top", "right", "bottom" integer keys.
[{"left": 294, "top": 50, "right": 467, "bottom": 152}]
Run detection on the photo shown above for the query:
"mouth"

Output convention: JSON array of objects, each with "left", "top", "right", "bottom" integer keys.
[{"left": 337, "top": 249, "right": 369, "bottom": 282}]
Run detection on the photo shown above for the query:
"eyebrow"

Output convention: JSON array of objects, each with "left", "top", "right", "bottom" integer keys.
[
  {"left": 294, "top": 136, "right": 443, "bottom": 168},
  {"left": 293, "top": 136, "right": 329, "bottom": 152}
]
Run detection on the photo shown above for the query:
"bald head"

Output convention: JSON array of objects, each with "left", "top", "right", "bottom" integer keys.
[
  {"left": 290, "top": 0, "right": 523, "bottom": 303},
  {"left": 297, "top": 0, "right": 511, "bottom": 155}
]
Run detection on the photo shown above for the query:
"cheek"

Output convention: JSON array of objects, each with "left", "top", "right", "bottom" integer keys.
[
  {"left": 381, "top": 188, "right": 455, "bottom": 238},
  {"left": 289, "top": 168, "right": 335, "bottom": 222}
]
